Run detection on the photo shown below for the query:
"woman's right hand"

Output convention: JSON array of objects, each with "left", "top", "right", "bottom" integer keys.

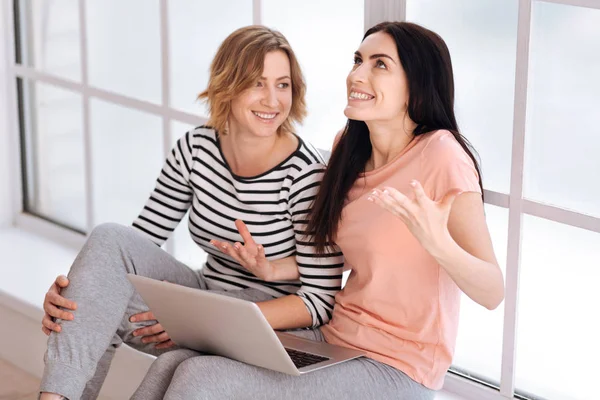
[{"left": 42, "top": 275, "right": 77, "bottom": 336}]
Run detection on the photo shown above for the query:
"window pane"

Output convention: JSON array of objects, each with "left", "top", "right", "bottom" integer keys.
[
  {"left": 262, "top": 0, "right": 364, "bottom": 150},
  {"left": 18, "top": 0, "right": 81, "bottom": 81},
  {"left": 90, "top": 99, "right": 163, "bottom": 225},
  {"left": 406, "top": 0, "right": 518, "bottom": 193},
  {"left": 168, "top": 0, "right": 252, "bottom": 115},
  {"left": 516, "top": 215, "right": 600, "bottom": 399},
  {"left": 168, "top": 121, "right": 207, "bottom": 267},
  {"left": 86, "top": 0, "right": 161, "bottom": 103},
  {"left": 524, "top": 2, "right": 600, "bottom": 217},
  {"left": 452, "top": 204, "right": 507, "bottom": 384},
  {"left": 23, "top": 81, "right": 86, "bottom": 230}
]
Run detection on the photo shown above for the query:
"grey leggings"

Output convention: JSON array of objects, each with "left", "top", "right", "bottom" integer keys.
[
  {"left": 39, "top": 223, "right": 275, "bottom": 400},
  {"left": 132, "top": 327, "right": 435, "bottom": 400}
]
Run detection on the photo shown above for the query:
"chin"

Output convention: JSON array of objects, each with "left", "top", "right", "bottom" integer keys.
[
  {"left": 251, "top": 126, "right": 280, "bottom": 138},
  {"left": 344, "top": 107, "right": 368, "bottom": 122}
]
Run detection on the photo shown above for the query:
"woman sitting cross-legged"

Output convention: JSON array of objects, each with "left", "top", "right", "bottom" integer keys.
[{"left": 38, "top": 25, "right": 343, "bottom": 400}]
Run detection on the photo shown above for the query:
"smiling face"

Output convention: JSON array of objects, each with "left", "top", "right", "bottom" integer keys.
[
  {"left": 228, "top": 50, "right": 293, "bottom": 138},
  {"left": 344, "top": 32, "right": 410, "bottom": 124}
]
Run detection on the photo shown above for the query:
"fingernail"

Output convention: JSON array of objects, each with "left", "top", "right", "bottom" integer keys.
[
  {"left": 130, "top": 317, "right": 136, "bottom": 322},
  {"left": 383, "top": 189, "right": 389, "bottom": 195},
  {"left": 234, "top": 244, "right": 240, "bottom": 250},
  {"left": 371, "top": 190, "right": 377, "bottom": 195},
  {"left": 367, "top": 196, "right": 374, "bottom": 202},
  {"left": 410, "top": 180, "right": 417, "bottom": 187}
]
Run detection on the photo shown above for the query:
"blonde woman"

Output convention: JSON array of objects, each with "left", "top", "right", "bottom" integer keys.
[{"left": 38, "top": 26, "right": 343, "bottom": 400}]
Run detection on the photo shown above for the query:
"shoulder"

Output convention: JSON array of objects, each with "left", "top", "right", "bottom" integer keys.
[
  {"left": 293, "top": 135, "right": 327, "bottom": 167},
  {"left": 188, "top": 125, "right": 218, "bottom": 146},
  {"left": 420, "top": 129, "right": 474, "bottom": 167}
]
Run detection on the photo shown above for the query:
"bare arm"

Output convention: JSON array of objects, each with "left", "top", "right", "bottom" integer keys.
[
  {"left": 431, "top": 192, "right": 504, "bottom": 310},
  {"left": 370, "top": 182, "right": 504, "bottom": 310}
]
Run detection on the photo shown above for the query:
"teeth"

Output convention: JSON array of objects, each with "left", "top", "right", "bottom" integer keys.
[
  {"left": 253, "top": 111, "right": 277, "bottom": 119},
  {"left": 349, "top": 91, "right": 374, "bottom": 100}
]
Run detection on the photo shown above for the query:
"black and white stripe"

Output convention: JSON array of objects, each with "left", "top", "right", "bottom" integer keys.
[{"left": 132, "top": 126, "right": 343, "bottom": 327}]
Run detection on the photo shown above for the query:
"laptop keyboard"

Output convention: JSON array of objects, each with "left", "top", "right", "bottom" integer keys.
[{"left": 285, "top": 348, "right": 330, "bottom": 369}]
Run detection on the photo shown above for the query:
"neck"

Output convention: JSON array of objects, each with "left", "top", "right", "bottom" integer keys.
[
  {"left": 220, "top": 130, "right": 280, "bottom": 176},
  {"left": 365, "top": 113, "right": 417, "bottom": 170}
]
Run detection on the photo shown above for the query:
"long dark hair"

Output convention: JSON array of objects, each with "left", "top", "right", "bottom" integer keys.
[{"left": 307, "top": 21, "right": 483, "bottom": 254}]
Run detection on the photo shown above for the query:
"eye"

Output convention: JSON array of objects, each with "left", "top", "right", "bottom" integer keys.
[
  {"left": 375, "top": 59, "right": 387, "bottom": 69},
  {"left": 256, "top": 81, "right": 264, "bottom": 87},
  {"left": 353, "top": 56, "right": 362, "bottom": 66},
  {"left": 278, "top": 82, "right": 290, "bottom": 89}
]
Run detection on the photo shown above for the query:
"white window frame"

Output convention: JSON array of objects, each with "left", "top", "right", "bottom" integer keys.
[{"left": 3, "top": 0, "right": 600, "bottom": 398}]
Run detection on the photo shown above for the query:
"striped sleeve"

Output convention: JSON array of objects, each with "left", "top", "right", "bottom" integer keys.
[
  {"left": 289, "top": 163, "right": 344, "bottom": 327},
  {"left": 132, "top": 131, "right": 196, "bottom": 246}
]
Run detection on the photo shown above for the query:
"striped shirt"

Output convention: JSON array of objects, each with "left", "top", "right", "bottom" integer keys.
[{"left": 132, "top": 126, "right": 344, "bottom": 327}]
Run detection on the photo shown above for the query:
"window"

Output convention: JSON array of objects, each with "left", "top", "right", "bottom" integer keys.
[{"left": 9, "top": 1, "right": 600, "bottom": 399}]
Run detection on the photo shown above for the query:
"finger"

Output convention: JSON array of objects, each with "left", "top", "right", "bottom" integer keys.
[
  {"left": 440, "top": 188, "right": 463, "bottom": 209},
  {"left": 142, "top": 331, "right": 170, "bottom": 344},
  {"left": 368, "top": 193, "right": 410, "bottom": 220},
  {"left": 380, "top": 187, "right": 419, "bottom": 215},
  {"left": 234, "top": 242, "right": 254, "bottom": 265},
  {"left": 42, "top": 314, "right": 62, "bottom": 332},
  {"left": 409, "top": 180, "right": 429, "bottom": 205},
  {"left": 209, "top": 239, "right": 224, "bottom": 249},
  {"left": 42, "top": 326, "right": 51, "bottom": 336},
  {"left": 130, "top": 311, "right": 156, "bottom": 323},
  {"left": 369, "top": 188, "right": 411, "bottom": 215},
  {"left": 235, "top": 220, "right": 256, "bottom": 246},
  {"left": 48, "top": 291, "right": 77, "bottom": 310},
  {"left": 155, "top": 339, "right": 175, "bottom": 350},
  {"left": 256, "top": 244, "right": 267, "bottom": 262},
  {"left": 44, "top": 303, "right": 74, "bottom": 321},
  {"left": 56, "top": 275, "right": 70, "bottom": 288},
  {"left": 220, "top": 242, "right": 245, "bottom": 264},
  {"left": 133, "top": 323, "right": 164, "bottom": 338}
]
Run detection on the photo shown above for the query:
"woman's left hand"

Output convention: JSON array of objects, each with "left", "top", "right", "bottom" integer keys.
[
  {"left": 210, "top": 220, "right": 276, "bottom": 281},
  {"left": 368, "top": 180, "right": 462, "bottom": 257}
]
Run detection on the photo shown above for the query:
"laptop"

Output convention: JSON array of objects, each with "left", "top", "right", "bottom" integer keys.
[{"left": 127, "top": 274, "right": 364, "bottom": 375}]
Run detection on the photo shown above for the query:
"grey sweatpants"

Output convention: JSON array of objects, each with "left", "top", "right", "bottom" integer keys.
[
  {"left": 132, "top": 329, "right": 435, "bottom": 400},
  {"left": 39, "top": 223, "right": 275, "bottom": 400}
]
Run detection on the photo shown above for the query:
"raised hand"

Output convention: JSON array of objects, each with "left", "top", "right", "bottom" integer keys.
[
  {"left": 368, "top": 180, "right": 462, "bottom": 256},
  {"left": 210, "top": 220, "right": 276, "bottom": 281}
]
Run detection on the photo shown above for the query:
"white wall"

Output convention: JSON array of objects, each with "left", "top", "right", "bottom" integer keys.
[{"left": 0, "top": 1, "right": 18, "bottom": 228}]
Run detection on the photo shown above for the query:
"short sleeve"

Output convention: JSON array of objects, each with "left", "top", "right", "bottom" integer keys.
[{"left": 419, "top": 130, "right": 481, "bottom": 202}]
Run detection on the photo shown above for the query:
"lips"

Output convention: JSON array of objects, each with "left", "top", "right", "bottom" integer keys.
[
  {"left": 252, "top": 111, "right": 278, "bottom": 120},
  {"left": 348, "top": 90, "right": 375, "bottom": 100}
]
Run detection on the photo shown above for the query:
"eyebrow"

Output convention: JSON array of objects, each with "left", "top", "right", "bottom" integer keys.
[
  {"left": 354, "top": 51, "right": 396, "bottom": 64},
  {"left": 259, "top": 76, "right": 292, "bottom": 81}
]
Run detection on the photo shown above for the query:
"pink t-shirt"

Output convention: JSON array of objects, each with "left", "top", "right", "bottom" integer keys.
[{"left": 321, "top": 130, "right": 481, "bottom": 390}]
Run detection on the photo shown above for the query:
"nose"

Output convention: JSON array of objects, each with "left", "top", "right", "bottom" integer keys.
[
  {"left": 262, "top": 86, "right": 278, "bottom": 108},
  {"left": 348, "top": 63, "right": 367, "bottom": 84}
]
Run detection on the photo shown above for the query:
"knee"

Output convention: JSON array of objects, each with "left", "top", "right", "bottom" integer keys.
[
  {"left": 166, "top": 356, "right": 246, "bottom": 400},
  {"left": 87, "top": 223, "right": 143, "bottom": 251},
  {"left": 87, "top": 223, "right": 125, "bottom": 245},
  {"left": 89, "top": 223, "right": 129, "bottom": 242},
  {"left": 152, "top": 349, "right": 199, "bottom": 373}
]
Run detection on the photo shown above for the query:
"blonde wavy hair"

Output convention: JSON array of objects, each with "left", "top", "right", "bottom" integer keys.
[{"left": 198, "top": 26, "right": 307, "bottom": 135}]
